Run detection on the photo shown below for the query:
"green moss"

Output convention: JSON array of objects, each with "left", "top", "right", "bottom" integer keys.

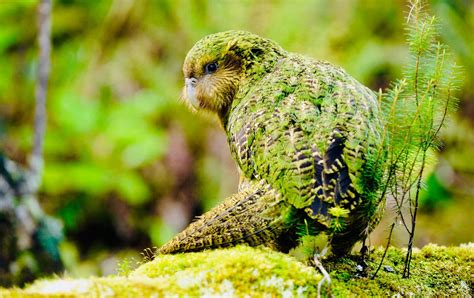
[
  {"left": 327, "top": 244, "right": 473, "bottom": 296},
  {"left": 1, "top": 244, "right": 472, "bottom": 297}
]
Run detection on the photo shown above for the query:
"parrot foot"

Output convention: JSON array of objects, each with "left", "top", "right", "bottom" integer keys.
[{"left": 356, "top": 243, "right": 369, "bottom": 277}]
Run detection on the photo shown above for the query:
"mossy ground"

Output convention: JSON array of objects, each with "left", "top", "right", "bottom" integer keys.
[{"left": 1, "top": 244, "right": 472, "bottom": 297}]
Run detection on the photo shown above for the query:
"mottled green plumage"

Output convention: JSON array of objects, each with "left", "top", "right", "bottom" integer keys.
[{"left": 160, "top": 31, "right": 386, "bottom": 256}]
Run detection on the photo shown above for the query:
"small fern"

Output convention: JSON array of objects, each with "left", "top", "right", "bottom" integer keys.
[{"left": 374, "top": 0, "right": 461, "bottom": 278}]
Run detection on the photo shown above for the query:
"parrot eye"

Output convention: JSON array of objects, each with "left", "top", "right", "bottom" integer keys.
[{"left": 204, "top": 62, "right": 218, "bottom": 74}]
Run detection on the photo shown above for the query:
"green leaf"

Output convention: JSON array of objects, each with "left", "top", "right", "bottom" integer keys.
[
  {"left": 115, "top": 172, "right": 151, "bottom": 206},
  {"left": 52, "top": 90, "right": 101, "bottom": 135},
  {"left": 122, "top": 131, "right": 168, "bottom": 168},
  {"left": 43, "top": 162, "right": 111, "bottom": 195},
  {"left": 0, "top": 25, "right": 18, "bottom": 54},
  {"left": 148, "top": 218, "right": 175, "bottom": 246}
]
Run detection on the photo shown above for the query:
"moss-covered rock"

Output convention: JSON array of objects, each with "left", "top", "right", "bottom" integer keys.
[{"left": 1, "top": 244, "right": 472, "bottom": 297}]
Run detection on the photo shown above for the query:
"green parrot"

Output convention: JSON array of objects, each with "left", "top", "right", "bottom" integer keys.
[{"left": 159, "top": 30, "right": 386, "bottom": 256}]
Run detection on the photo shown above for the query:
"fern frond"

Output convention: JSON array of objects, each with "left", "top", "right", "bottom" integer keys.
[{"left": 375, "top": 0, "right": 461, "bottom": 278}]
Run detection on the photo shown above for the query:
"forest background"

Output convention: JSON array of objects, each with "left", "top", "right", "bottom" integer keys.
[{"left": 0, "top": 0, "right": 472, "bottom": 278}]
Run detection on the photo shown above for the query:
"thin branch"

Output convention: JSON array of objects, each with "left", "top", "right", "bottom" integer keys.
[
  {"left": 30, "top": 0, "right": 51, "bottom": 191},
  {"left": 372, "top": 221, "right": 396, "bottom": 279},
  {"left": 403, "top": 150, "right": 426, "bottom": 278}
]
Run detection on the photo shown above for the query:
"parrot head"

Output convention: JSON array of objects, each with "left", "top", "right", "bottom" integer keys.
[{"left": 181, "top": 31, "right": 284, "bottom": 116}]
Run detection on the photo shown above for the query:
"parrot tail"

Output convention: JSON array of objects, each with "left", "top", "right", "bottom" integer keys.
[{"left": 157, "top": 180, "right": 296, "bottom": 254}]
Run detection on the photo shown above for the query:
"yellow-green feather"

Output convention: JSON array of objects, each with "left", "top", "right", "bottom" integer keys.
[{"left": 160, "top": 31, "right": 387, "bottom": 256}]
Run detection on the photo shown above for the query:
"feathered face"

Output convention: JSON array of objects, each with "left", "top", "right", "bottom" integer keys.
[
  {"left": 181, "top": 31, "right": 284, "bottom": 116},
  {"left": 182, "top": 35, "right": 243, "bottom": 115}
]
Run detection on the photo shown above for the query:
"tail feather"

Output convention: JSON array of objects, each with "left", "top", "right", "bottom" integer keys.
[{"left": 158, "top": 181, "right": 293, "bottom": 254}]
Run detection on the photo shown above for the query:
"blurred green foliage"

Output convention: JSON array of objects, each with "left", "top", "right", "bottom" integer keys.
[{"left": 0, "top": 0, "right": 472, "bottom": 277}]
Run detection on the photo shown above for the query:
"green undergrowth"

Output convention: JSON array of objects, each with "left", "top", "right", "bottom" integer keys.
[{"left": 1, "top": 244, "right": 472, "bottom": 297}]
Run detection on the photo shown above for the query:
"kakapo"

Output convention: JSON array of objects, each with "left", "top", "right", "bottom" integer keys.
[{"left": 159, "top": 31, "right": 386, "bottom": 257}]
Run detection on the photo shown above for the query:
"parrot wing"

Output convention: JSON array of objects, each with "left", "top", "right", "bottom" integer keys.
[{"left": 227, "top": 56, "right": 383, "bottom": 228}]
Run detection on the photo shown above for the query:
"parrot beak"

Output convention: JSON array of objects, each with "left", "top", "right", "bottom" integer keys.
[{"left": 185, "top": 78, "right": 199, "bottom": 109}]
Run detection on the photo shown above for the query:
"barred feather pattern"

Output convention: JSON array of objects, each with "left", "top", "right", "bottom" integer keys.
[
  {"left": 158, "top": 180, "right": 298, "bottom": 254},
  {"left": 161, "top": 31, "right": 386, "bottom": 256},
  {"left": 226, "top": 54, "right": 385, "bottom": 254}
]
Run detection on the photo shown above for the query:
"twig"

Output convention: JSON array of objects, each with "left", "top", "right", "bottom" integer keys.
[
  {"left": 372, "top": 221, "right": 396, "bottom": 279},
  {"left": 403, "top": 150, "right": 426, "bottom": 278},
  {"left": 314, "top": 254, "right": 331, "bottom": 298},
  {"left": 30, "top": 0, "right": 51, "bottom": 192}
]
